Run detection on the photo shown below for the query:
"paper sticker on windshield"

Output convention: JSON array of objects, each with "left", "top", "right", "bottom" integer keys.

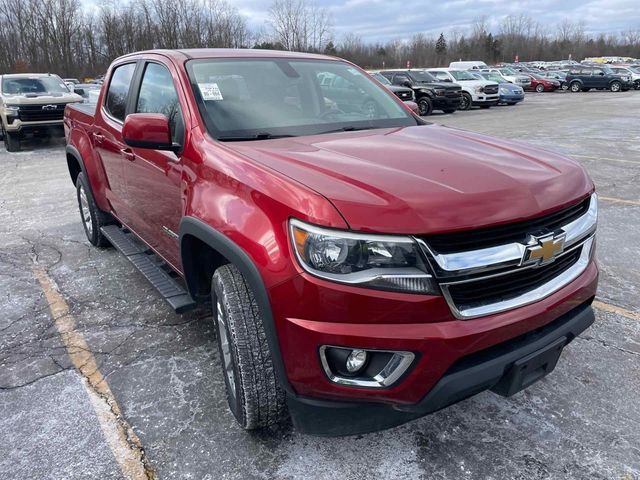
[
  {"left": 198, "top": 83, "right": 223, "bottom": 101},
  {"left": 347, "top": 67, "right": 361, "bottom": 76}
]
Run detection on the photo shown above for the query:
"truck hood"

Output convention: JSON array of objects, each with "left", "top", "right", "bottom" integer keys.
[
  {"left": 2, "top": 92, "right": 82, "bottom": 105},
  {"left": 230, "top": 124, "right": 592, "bottom": 234}
]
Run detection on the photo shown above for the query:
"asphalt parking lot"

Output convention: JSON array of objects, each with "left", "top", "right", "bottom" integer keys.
[{"left": 1, "top": 91, "right": 639, "bottom": 480}]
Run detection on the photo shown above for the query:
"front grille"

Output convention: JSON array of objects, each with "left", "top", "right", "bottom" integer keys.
[
  {"left": 423, "top": 197, "right": 591, "bottom": 254},
  {"left": 483, "top": 85, "right": 498, "bottom": 95},
  {"left": 446, "top": 246, "right": 582, "bottom": 309},
  {"left": 17, "top": 104, "right": 66, "bottom": 122},
  {"left": 445, "top": 89, "right": 462, "bottom": 98}
]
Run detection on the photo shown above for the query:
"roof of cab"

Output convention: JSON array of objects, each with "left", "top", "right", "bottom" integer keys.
[{"left": 115, "top": 48, "right": 339, "bottom": 63}]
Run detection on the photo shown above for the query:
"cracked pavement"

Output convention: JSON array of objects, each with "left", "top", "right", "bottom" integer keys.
[{"left": 0, "top": 92, "right": 639, "bottom": 479}]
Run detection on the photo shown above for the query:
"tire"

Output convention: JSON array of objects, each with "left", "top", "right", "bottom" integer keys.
[
  {"left": 75, "top": 172, "right": 112, "bottom": 247},
  {"left": 417, "top": 97, "right": 433, "bottom": 116},
  {"left": 459, "top": 92, "right": 472, "bottom": 110},
  {"left": 535, "top": 84, "right": 544, "bottom": 93},
  {"left": 212, "top": 264, "right": 287, "bottom": 430},
  {"left": 609, "top": 81, "right": 621, "bottom": 92},
  {"left": 3, "top": 128, "right": 20, "bottom": 152},
  {"left": 570, "top": 81, "right": 581, "bottom": 93},
  {"left": 442, "top": 108, "right": 456, "bottom": 114}
]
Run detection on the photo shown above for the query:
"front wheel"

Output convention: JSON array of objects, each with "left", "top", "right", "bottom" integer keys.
[
  {"left": 570, "top": 82, "right": 581, "bottom": 93},
  {"left": 212, "top": 264, "right": 287, "bottom": 430},
  {"left": 417, "top": 97, "right": 433, "bottom": 116},
  {"left": 459, "top": 92, "right": 472, "bottom": 110},
  {"left": 3, "top": 129, "right": 20, "bottom": 152},
  {"left": 535, "top": 84, "right": 544, "bottom": 93},
  {"left": 610, "top": 81, "right": 621, "bottom": 92}
]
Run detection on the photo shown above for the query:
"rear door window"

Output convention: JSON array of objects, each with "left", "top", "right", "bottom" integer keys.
[{"left": 105, "top": 63, "right": 136, "bottom": 122}]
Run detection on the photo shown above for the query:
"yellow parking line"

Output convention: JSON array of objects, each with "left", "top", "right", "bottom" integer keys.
[
  {"left": 33, "top": 268, "right": 155, "bottom": 480},
  {"left": 599, "top": 196, "right": 640, "bottom": 206},
  {"left": 593, "top": 300, "right": 640, "bottom": 322}
]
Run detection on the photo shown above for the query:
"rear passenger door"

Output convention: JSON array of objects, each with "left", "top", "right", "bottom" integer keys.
[
  {"left": 95, "top": 62, "right": 138, "bottom": 224},
  {"left": 123, "top": 59, "right": 187, "bottom": 270},
  {"left": 591, "top": 68, "right": 607, "bottom": 88}
]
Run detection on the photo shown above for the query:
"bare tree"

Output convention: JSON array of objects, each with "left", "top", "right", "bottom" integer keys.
[{"left": 268, "top": 0, "right": 332, "bottom": 51}]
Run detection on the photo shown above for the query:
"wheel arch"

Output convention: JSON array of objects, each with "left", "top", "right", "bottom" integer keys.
[
  {"left": 179, "top": 216, "right": 294, "bottom": 395},
  {"left": 66, "top": 144, "right": 85, "bottom": 185}
]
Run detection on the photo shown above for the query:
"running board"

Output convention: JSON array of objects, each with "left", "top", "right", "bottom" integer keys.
[{"left": 100, "top": 225, "right": 196, "bottom": 314}]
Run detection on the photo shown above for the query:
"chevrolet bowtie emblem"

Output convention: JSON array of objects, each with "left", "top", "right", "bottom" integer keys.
[{"left": 522, "top": 232, "right": 566, "bottom": 266}]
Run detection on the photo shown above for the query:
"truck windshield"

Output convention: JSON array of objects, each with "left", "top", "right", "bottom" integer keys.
[
  {"left": 449, "top": 70, "right": 477, "bottom": 81},
  {"left": 371, "top": 73, "right": 391, "bottom": 85},
  {"left": 186, "top": 58, "right": 418, "bottom": 140},
  {"left": 1, "top": 76, "right": 70, "bottom": 95},
  {"left": 410, "top": 71, "right": 437, "bottom": 83}
]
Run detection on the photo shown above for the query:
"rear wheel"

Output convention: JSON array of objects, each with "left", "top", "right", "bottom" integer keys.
[
  {"left": 459, "top": 92, "right": 472, "bottom": 110},
  {"left": 3, "top": 128, "right": 20, "bottom": 152},
  {"left": 417, "top": 97, "right": 433, "bottom": 116},
  {"left": 76, "top": 172, "right": 112, "bottom": 247},
  {"left": 535, "top": 84, "right": 545, "bottom": 93},
  {"left": 610, "top": 81, "right": 621, "bottom": 92},
  {"left": 211, "top": 264, "right": 287, "bottom": 430},
  {"left": 570, "top": 81, "right": 581, "bottom": 93}
]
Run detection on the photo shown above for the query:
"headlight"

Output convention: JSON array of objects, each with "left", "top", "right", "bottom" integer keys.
[
  {"left": 289, "top": 219, "right": 438, "bottom": 294},
  {"left": 434, "top": 88, "right": 446, "bottom": 96},
  {"left": 3, "top": 105, "right": 19, "bottom": 116},
  {"left": 475, "top": 86, "right": 485, "bottom": 93}
]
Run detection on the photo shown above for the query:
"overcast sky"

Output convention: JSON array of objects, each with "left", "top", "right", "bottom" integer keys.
[
  {"left": 232, "top": 0, "right": 640, "bottom": 43},
  {"left": 82, "top": 0, "right": 640, "bottom": 43}
]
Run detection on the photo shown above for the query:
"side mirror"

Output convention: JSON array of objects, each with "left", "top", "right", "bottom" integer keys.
[
  {"left": 402, "top": 81, "right": 412, "bottom": 88},
  {"left": 122, "top": 113, "right": 180, "bottom": 152},
  {"left": 74, "top": 88, "right": 85, "bottom": 96},
  {"left": 442, "top": 78, "right": 452, "bottom": 83}
]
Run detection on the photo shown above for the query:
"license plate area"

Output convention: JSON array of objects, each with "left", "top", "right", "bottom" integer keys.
[{"left": 491, "top": 336, "right": 567, "bottom": 397}]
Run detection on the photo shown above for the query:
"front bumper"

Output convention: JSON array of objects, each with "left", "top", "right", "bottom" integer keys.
[
  {"left": 432, "top": 95, "right": 462, "bottom": 111},
  {"left": 499, "top": 93, "right": 525, "bottom": 103},
  {"left": 4, "top": 118, "right": 65, "bottom": 136},
  {"left": 287, "top": 299, "right": 595, "bottom": 435},
  {"left": 269, "top": 257, "right": 598, "bottom": 435},
  {"left": 471, "top": 94, "right": 499, "bottom": 106}
]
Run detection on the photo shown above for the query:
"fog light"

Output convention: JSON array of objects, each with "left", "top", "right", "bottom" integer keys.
[
  {"left": 319, "top": 345, "right": 415, "bottom": 388},
  {"left": 346, "top": 349, "right": 367, "bottom": 373}
]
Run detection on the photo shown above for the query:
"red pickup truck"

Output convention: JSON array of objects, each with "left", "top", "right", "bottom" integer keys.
[{"left": 64, "top": 49, "right": 598, "bottom": 436}]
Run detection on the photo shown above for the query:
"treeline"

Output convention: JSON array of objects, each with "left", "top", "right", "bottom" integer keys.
[
  {"left": 0, "top": 0, "right": 252, "bottom": 78},
  {"left": 1, "top": 0, "right": 639, "bottom": 78}
]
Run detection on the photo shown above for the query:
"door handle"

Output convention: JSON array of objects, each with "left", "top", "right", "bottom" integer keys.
[
  {"left": 93, "top": 132, "right": 104, "bottom": 144},
  {"left": 121, "top": 148, "right": 136, "bottom": 162}
]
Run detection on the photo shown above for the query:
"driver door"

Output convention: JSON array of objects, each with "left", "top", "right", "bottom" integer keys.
[{"left": 122, "top": 59, "right": 187, "bottom": 270}]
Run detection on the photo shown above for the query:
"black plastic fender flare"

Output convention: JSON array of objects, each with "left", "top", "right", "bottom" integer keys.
[{"left": 179, "top": 216, "right": 294, "bottom": 395}]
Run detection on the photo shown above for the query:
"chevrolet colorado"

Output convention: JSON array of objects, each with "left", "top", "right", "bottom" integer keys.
[{"left": 64, "top": 49, "right": 598, "bottom": 436}]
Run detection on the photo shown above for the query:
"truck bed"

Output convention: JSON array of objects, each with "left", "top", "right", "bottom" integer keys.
[{"left": 67, "top": 102, "right": 96, "bottom": 117}]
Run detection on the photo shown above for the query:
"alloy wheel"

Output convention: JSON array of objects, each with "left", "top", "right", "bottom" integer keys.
[
  {"left": 216, "top": 298, "right": 237, "bottom": 400},
  {"left": 78, "top": 184, "right": 93, "bottom": 237}
]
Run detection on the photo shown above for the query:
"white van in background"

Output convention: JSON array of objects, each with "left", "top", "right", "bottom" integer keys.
[{"left": 449, "top": 61, "right": 489, "bottom": 70}]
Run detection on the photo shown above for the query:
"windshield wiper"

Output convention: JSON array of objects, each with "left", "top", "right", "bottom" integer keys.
[
  {"left": 318, "top": 126, "right": 377, "bottom": 135},
  {"left": 217, "top": 132, "right": 295, "bottom": 142}
]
